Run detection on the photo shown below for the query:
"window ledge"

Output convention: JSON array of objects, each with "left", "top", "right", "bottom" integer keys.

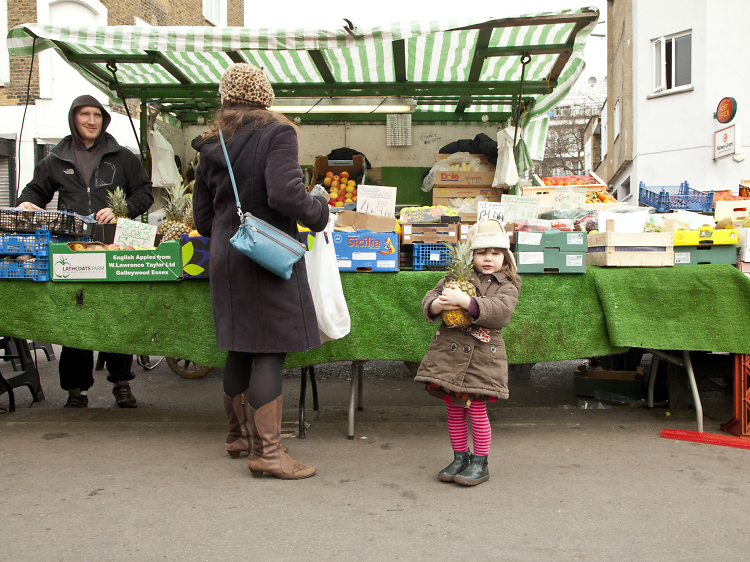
[{"left": 647, "top": 85, "right": 694, "bottom": 99}]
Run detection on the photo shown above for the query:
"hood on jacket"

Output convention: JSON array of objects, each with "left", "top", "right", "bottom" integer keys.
[{"left": 68, "top": 95, "right": 112, "bottom": 151}]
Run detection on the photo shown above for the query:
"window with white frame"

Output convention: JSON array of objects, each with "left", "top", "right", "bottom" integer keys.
[
  {"left": 613, "top": 100, "right": 620, "bottom": 139},
  {"left": 652, "top": 31, "right": 692, "bottom": 94},
  {"left": 203, "top": 0, "right": 226, "bottom": 26}
]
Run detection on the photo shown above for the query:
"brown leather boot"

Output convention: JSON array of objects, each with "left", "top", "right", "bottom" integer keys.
[
  {"left": 223, "top": 390, "right": 250, "bottom": 458},
  {"left": 246, "top": 395, "right": 316, "bottom": 479}
]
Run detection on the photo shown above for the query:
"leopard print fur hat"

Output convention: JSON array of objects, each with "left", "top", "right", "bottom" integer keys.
[{"left": 218, "top": 63, "right": 275, "bottom": 108}]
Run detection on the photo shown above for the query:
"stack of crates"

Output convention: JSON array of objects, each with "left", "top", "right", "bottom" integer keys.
[
  {"left": 0, "top": 208, "right": 95, "bottom": 281},
  {"left": 0, "top": 229, "right": 52, "bottom": 281},
  {"left": 515, "top": 229, "right": 587, "bottom": 273},
  {"left": 673, "top": 226, "right": 739, "bottom": 266}
]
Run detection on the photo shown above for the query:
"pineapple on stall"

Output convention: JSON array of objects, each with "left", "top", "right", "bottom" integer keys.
[
  {"left": 107, "top": 186, "right": 129, "bottom": 223},
  {"left": 441, "top": 241, "right": 477, "bottom": 329},
  {"left": 157, "top": 183, "right": 192, "bottom": 241}
]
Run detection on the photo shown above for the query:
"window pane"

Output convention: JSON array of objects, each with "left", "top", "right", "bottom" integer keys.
[
  {"left": 654, "top": 40, "right": 662, "bottom": 89},
  {"left": 665, "top": 38, "right": 673, "bottom": 90},
  {"left": 675, "top": 34, "right": 691, "bottom": 87}
]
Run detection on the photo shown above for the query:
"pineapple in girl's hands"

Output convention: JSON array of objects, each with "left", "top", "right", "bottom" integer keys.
[{"left": 441, "top": 241, "right": 476, "bottom": 328}]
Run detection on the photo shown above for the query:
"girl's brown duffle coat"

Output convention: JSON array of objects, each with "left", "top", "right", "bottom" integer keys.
[
  {"left": 415, "top": 271, "right": 520, "bottom": 400},
  {"left": 192, "top": 121, "right": 328, "bottom": 353}
]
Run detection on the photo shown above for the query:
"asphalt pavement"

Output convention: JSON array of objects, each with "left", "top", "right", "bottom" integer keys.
[{"left": 1, "top": 345, "right": 747, "bottom": 561}]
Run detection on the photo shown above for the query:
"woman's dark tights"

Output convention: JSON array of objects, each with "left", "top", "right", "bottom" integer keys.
[{"left": 223, "top": 351, "right": 286, "bottom": 409}]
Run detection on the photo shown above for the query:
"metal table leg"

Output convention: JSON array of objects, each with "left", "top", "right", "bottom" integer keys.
[
  {"left": 348, "top": 362, "right": 358, "bottom": 440},
  {"left": 357, "top": 361, "right": 364, "bottom": 411},
  {"left": 645, "top": 349, "right": 702, "bottom": 432},
  {"left": 648, "top": 356, "right": 661, "bottom": 408},
  {"left": 3, "top": 339, "right": 44, "bottom": 403},
  {"left": 298, "top": 366, "right": 308, "bottom": 439}
]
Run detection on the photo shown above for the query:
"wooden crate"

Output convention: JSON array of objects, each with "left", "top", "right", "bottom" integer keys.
[
  {"left": 587, "top": 220, "right": 674, "bottom": 267},
  {"left": 401, "top": 224, "right": 459, "bottom": 245},
  {"left": 715, "top": 200, "right": 750, "bottom": 226}
]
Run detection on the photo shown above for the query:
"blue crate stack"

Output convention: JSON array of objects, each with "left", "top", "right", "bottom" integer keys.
[
  {"left": 412, "top": 243, "right": 452, "bottom": 271},
  {"left": 638, "top": 181, "right": 714, "bottom": 213},
  {"left": 0, "top": 229, "right": 51, "bottom": 281}
]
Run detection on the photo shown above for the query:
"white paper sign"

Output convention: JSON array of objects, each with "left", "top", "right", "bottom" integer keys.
[
  {"left": 554, "top": 186, "right": 587, "bottom": 209},
  {"left": 477, "top": 201, "right": 504, "bottom": 222},
  {"left": 501, "top": 194, "right": 540, "bottom": 224},
  {"left": 714, "top": 125, "right": 735, "bottom": 160},
  {"left": 113, "top": 218, "right": 158, "bottom": 248},
  {"left": 356, "top": 185, "right": 397, "bottom": 218}
]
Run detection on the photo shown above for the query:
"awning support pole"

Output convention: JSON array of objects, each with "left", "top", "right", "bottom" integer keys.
[{"left": 511, "top": 54, "right": 531, "bottom": 195}]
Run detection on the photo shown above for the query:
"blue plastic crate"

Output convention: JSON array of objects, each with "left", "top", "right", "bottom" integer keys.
[
  {"left": 638, "top": 181, "right": 714, "bottom": 213},
  {"left": 0, "top": 256, "right": 49, "bottom": 281},
  {"left": 0, "top": 229, "right": 50, "bottom": 256},
  {"left": 49, "top": 234, "right": 93, "bottom": 244},
  {"left": 412, "top": 243, "right": 452, "bottom": 271}
]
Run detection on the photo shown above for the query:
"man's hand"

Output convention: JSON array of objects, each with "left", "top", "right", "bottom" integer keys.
[
  {"left": 96, "top": 207, "right": 116, "bottom": 223},
  {"left": 17, "top": 202, "right": 42, "bottom": 211}
]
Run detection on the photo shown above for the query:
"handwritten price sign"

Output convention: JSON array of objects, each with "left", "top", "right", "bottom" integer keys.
[
  {"left": 356, "top": 185, "right": 397, "bottom": 218},
  {"left": 554, "top": 186, "right": 587, "bottom": 210},
  {"left": 501, "top": 195, "right": 540, "bottom": 224},
  {"left": 113, "top": 218, "right": 158, "bottom": 248},
  {"left": 477, "top": 201, "right": 504, "bottom": 222}
]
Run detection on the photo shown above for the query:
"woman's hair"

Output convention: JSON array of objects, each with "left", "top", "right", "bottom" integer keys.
[
  {"left": 197, "top": 101, "right": 299, "bottom": 145},
  {"left": 476, "top": 247, "right": 521, "bottom": 288}
]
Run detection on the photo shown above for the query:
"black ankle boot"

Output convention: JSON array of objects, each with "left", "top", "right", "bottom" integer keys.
[
  {"left": 438, "top": 451, "right": 471, "bottom": 482},
  {"left": 453, "top": 454, "right": 489, "bottom": 486}
]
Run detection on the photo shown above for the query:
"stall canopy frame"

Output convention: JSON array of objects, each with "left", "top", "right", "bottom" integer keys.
[{"left": 7, "top": 7, "right": 599, "bottom": 159}]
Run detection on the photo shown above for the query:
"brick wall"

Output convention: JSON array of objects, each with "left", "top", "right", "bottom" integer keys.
[
  {"left": 0, "top": 0, "right": 39, "bottom": 106},
  {"left": 2, "top": 0, "right": 246, "bottom": 108}
]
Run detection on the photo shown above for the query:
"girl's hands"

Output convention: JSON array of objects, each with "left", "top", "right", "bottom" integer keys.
[{"left": 429, "top": 284, "right": 471, "bottom": 314}]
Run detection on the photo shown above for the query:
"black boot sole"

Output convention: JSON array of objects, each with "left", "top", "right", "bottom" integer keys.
[{"left": 454, "top": 474, "right": 489, "bottom": 486}]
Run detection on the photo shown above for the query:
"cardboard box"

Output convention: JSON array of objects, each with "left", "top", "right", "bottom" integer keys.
[
  {"left": 401, "top": 224, "right": 458, "bottom": 245},
  {"left": 516, "top": 230, "right": 587, "bottom": 252},
  {"left": 433, "top": 186, "right": 503, "bottom": 199},
  {"left": 49, "top": 240, "right": 182, "bottom": 282},
  {"left": 574, "top": 365, "right": 645, "bottom": 401},
  {"left": 307, "top": 155, "right": 367, "bottom": 192},
  {"left": 434, "top": 153, "right": 496, "bottom": 172},
  {"left": 515, "top": 248, "right": 586, "bottom": 273},
  {"left": 331, "top": 231, "right": 399, "bottom": 272},
  {"left": 674, "top": 244, "right": 737, "bottom": 266},
  {"left": 737, "top": 259, "right": 750, "bottom": 279},
  {"left": 673, "top": 227, "right": 738, "bottom": 246},
  {"left": 180, "top": 234, "right": 210, "bottom": 279},
  {"left": 433, "top": 170, "right": 496, "bottom": 188},
  {"left": 334, "top": 211, "right": 398, "bottom": 233},
  {"left": 399, "top": 207, "right": 454, "bottom": 224}
]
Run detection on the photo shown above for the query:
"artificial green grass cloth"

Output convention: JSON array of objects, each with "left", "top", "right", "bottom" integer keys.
[{"left": 0, "top": 265, "right": 748, "bottom": 369}]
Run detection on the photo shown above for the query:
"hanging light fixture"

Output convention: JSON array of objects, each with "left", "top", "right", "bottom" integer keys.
[{"left": 270, "top": 97, "right": 416, "bottom": 114}]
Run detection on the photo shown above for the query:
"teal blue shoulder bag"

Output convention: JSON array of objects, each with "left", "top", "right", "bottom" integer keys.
[{"left": 219, "top": 129, "right": 306, "bottom": 280}]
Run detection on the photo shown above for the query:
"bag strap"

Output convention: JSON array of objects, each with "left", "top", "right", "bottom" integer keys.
[{"left": 218, "top": 129, "right": 244, "bottom": 221}]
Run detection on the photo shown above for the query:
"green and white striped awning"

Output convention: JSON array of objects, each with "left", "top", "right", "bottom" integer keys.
[{"left": 7, "top": 7, "right": 597, "bottom": 131}]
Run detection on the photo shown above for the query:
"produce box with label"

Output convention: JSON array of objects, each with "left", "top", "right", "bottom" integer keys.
[
  {"left": 180, "top": 234, "right": 211, "bottom": 279},
  {"left": 49, "top": 240, "right": 182, "bottom": 282},
  {"left": 332, "top": 211, "right": 399, "bottom": 272}
]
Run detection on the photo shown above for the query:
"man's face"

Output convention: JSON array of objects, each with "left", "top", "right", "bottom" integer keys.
[{"left": 75, "top": 106, "right": 103, "bottom": 146}]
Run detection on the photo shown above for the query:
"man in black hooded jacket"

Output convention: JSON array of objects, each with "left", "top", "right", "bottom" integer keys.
[{"left": 17, "top": 95, "right": 154, "bottom": 408}]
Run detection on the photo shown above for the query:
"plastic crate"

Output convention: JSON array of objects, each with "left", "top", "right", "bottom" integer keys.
[
  {"left": 0, "top": 229, "right": 50, "bottom": 256},
  {"left": 412, "top": 243, "right": 452, "bottom": 271},
  {"left": 638, "top": 181, "right": 714, "bottom": 213},
  {"left": 0, "top": 256, "right": 49, "bottom": 281},
  {"left": 0, "top": 207, "right": 96, "bottom": 236}
]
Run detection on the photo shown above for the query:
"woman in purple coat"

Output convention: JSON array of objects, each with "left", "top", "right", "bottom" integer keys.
[{"left": 192, "top": 64, "right": 329, "bottom": 480}]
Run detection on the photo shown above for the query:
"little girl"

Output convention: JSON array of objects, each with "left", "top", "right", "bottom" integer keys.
[{"left": 415, "top": 219, "right": 521, "bottom": 486}]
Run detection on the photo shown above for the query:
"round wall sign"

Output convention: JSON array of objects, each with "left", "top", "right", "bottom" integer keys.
[{"left": 716, "top": 97, "right": 737, "bottom": 124}]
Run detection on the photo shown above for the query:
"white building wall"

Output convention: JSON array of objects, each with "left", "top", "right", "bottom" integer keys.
[{"left": 625, "top": 0, "right": 749, "bottom": 198}]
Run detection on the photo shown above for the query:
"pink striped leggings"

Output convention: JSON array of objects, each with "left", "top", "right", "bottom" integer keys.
[{"left": 446, "top": 401, "right": 491, "bottom": 455}]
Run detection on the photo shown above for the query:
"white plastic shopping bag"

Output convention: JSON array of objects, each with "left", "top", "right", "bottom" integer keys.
[
  {"left": 305, "top": 221, "right": 350, "bottom": 343},
  {"left": 147, "top": 128, "right": 182, "bottom": 188},
  {"left": 493, "top": 125, "right": 520, "bottom": 188}
]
